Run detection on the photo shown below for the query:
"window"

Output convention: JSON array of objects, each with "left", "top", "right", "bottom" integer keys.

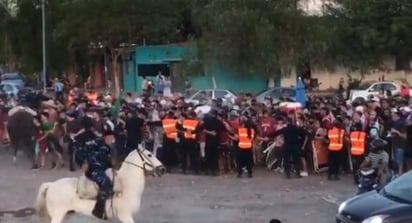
[
  {"left": 268, "top": 89, "right": 280, "bottom": 98},
  {"left": 382, "top": 83, "right": 396, "bottom": 91},
  {"left": 369, "top": 84, "right": 382, "bottom": 92},
  {"left": 192, "top": 91, "right": 210, "bottom": 100},
  {"left": 1, "top": 84, "right": 12, "bottom": 92},
  {"left": 214, "top": 90, "right": 228, "bottom": 99},
  {"left": 280, "top": 88, "right": 296, "bottom": 97}
]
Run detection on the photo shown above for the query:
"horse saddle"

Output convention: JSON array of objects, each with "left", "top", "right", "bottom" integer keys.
[
  {"left": 76, "top": 169, "right": 123, "bottom": 200},
  {"left": 8, "top": 106, "right": 37, "bottom": 117}
]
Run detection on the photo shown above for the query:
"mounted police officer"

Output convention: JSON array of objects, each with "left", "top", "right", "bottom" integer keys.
[{"left": 74, "top": 114, "right": 113, "bottom": 219}]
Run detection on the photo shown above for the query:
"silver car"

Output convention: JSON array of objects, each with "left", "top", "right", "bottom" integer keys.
[
  {"left": 0, "top": 83, "right": 22, "bottom": 96},
  {"left": 255, "top": 87, "right": 296, "bottom": 104},
  {"left": 185, "top": 89, "right": 236, "bottom": 105}
]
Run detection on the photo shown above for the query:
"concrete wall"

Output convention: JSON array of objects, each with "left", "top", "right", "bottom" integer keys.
[{"left": 280, "top": 57, "right": 412, "bottom": 90}]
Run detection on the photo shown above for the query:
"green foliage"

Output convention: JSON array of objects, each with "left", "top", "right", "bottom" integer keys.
[
  {"left": 327, "top": 0, "right": 412, "bottom": 72},
  {"left": 2, "top": 0, "right": 412, "bottom": 79}
]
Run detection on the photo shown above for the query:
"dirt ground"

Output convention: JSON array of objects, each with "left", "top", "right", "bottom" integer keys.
[{"left": 0, "top": 151, "right": 355, "bottom": 223}]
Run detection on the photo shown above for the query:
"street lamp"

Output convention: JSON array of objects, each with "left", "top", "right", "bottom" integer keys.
[{"left": 41, "top": 0, "right": 46, "bottom": 88}]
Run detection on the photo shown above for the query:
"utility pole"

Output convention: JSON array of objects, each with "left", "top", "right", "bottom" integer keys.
[{"left": 41, "top": 0, "right": 46, "bottom": 88}]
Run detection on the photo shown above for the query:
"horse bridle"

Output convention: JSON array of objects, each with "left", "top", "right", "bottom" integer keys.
[{"left": 123, "top": 149, "right": 156, "bottom": 176}]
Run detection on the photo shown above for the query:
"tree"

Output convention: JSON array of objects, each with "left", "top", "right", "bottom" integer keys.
[
  {"left": 191, "top": 0, "right": 336, "bottom": 77},
  {"left": 326, "top": 0, "right": 412, "bottom": 73},
  {"left": 53, "top": 0, "right": 190, "bottom": 95}
]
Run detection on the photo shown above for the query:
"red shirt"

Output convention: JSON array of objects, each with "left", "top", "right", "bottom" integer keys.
[
  {"left": 229, "top": 118, "right": 240, "bottom": 133},
  {"left": 401, "top": 87, "right": 410, "bottom": 97},
  {"left": 219, "top": 120, "right": 230, "bottom": 144},
  {"left": 36, "top": 130, "right": 48, "bottom": 152},
  {"left": 322, "top": 117, "right": 333, "bottom": 130},
  {"left": 259, "top": 117, "right": 277, "bottom": 137}
]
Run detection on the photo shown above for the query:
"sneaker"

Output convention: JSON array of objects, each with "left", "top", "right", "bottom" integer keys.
[{"left": 300, "top": 171, "right": 309, "bottom": 177}]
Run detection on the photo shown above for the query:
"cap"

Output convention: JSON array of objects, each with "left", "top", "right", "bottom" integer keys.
[
  {"left": 66, "top": 110, "right": 78, "bottom": 118},
  {"left": 230, "top": 110, "right": 239, "bottom": 116}
]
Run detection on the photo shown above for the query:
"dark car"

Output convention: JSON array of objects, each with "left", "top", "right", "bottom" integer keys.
[{"left": 337, "top": 171, "right": 412, "bottom": 223}]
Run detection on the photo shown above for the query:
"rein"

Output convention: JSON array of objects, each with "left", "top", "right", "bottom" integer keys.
[
  {"left": 109, "top": 149, "right": 155, "bottom": 218},
  {"left": 123, "top": 149, "right": 155, "bottom": 176}
]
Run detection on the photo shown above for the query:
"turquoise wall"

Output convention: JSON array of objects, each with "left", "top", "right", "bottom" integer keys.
[
  {"left": 135, "top": 45, "right": 185, "bottom": 64},
  {"left": 123, "top": 44, "right": 276, "bottom": 94},
  {"left": 122, "top": 53, "right": 137, "bottom": 92},
  {"left": 191, "top": 66, "right": 268, "bottom": 93}
]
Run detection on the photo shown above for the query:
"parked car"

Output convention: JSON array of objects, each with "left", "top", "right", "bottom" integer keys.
[
  {"left": 185, "top": 89, "right": 236, "bottom": 105},
  {"left": 1, "top": 72, "right": 25, "bottom": 88},
  {"left": 0, "top": 83, "right": 22, "bottom": 96},
  {"left": 336, "top": 170, "right": 412, "bottom": 223},
  {"left": 349, "top": 81, "right": 401, "bottom": 102},
  {"left": 255, "top": 87, "right": 296, "bottom": 104}
]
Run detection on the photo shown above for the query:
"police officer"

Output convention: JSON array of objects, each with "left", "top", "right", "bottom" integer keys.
[
  {"left": 74, "top": 116, "right": 113, "bottom": 219},
  {"left": 235, "top": 114, "right": 258, "bottom": 178},
  {"left": 178, "top": 111, "right": 200, "bottom": 174},
  {"left": 327, "top": 121, "right": 345, "bottom": 181},
  {"left": 270, "top": 117, "right": 306, "bottom": 178},
  {"left": 65, "top": 109, "right": 81, "bottom": 171},
  {"left": 162, "top": 111, "right": 177, "bottom": 172}
]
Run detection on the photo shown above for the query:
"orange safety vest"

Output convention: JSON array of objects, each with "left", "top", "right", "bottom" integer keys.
[
  {"left": 327, "top": 127, "right": 344, "bottom": 151},
  {"left": 350, "top": 131, "right": 366, "bottom": 156},
  {"left": 162, "top": 119, "right": 177, "bottom": 139},
  {"left": 183, "top": 119, "right": 198, "bottom": 139},
  {"left": 87, "top": 93, "right": 98, "bottom": 101},
  {"left": 238, "top": 128, "right": 255, "bottom": 149}
]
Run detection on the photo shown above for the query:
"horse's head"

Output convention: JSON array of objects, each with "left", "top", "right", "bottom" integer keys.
[{"left": 124, "top": 145, "right": 165, "bottom": 177}]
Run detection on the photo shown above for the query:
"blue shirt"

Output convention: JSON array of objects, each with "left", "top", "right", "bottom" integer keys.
[{"left": 54, "top": 82, "right": 64, "bottom": 92}]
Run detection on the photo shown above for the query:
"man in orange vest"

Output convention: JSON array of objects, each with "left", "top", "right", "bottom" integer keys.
[
  {"left": 236, "top": 115, "right": 258, "bottom": 178},
  {"left": 327, "top": 121, "right": 345, "bottom": 181},
  {"left": 162, "top": 111, "right": 177, "bottom": 173},
  {"left": 350, "top": 128, "right": 367, "bottom": 184},
  {"left": 177, "top": 111, "right": 200, "bottom": 174}
]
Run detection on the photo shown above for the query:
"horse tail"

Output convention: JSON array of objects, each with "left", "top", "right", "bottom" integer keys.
[{"left": 35, "top": 182, "right": 51, "bottom": 217}]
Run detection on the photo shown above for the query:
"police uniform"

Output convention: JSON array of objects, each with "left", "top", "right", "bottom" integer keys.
[
  {"left": 236, "top": 121, "right": 257, "bottom": 178},
  {"left": 162, "top": 112, "right": 177, "bottom": 172},
  {"left": 178, "top": 113, "right": 200, "bottom": 174},
  {"left": 75, "top": 116, "right": 113, "bottom": 219},
  {"left": 327, "top": 125, "right": 345, "bottom": 180}
]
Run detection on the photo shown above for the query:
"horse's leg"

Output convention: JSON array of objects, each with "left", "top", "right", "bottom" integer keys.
[
  {"left": 118, "top": 214, "right": 134, "bottom": 223},
  {"left": 50, "top": 212, "right": 65, "bottom": 223},
  {"left": 12, "top": 142, "right": 18, "bottom": 165}
]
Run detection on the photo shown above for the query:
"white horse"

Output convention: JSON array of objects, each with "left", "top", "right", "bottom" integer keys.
[{"left": 35, "top": 146, "right": 165, "bottom": 223}]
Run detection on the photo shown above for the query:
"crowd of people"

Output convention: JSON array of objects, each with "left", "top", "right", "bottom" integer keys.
[{"left": 5, "top": 77, "right": 412, "bottom": 185}]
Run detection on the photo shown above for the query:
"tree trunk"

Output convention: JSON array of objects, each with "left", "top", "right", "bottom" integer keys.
[{"left": 111, "top": 49, "right": 121, "bottom": 97}]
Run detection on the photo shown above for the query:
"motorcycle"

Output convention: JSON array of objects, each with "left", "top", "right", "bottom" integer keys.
[{"left": 357, "top": 168, "right": 379, "bottom": 194}]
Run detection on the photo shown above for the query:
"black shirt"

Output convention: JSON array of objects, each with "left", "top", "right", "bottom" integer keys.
[
  {"left": 407, "top": 125, "right": 412, "bottom": 150},
  {"left": 67, "top": 118, "right": 82, "bottom": 134},
  {"left": 125, "top": 116, "right": 144, "bottom": 147},
  {"left": 202, "top": 116, "right": 225, "bottom": 142},
  {"left": 350, "top": 121, "right": 363, "bottom": 132},
  {"left": 271, "top": 124, "right": 306, "bottom": 150}
]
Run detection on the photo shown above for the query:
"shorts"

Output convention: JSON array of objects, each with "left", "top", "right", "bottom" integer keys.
[
  {"left": 219, "top": 144, "right": 231, "bottom": 156},
  {"left": 394, "top": 148, "right": 405, "bottom": 167}
]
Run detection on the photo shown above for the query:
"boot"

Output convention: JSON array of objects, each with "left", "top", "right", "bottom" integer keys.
[{"left": 92, "top": 198, "right": 107, "bottom": 220}]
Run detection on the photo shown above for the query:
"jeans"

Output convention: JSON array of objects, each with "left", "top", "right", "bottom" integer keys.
[{"left": 394, "top": 148, "right": 405, "bottom": 168}]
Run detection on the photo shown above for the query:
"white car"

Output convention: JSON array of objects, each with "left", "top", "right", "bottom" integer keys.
[
  {"left": 185, "top": 89, "right": 236, "bottom": 105},
  {"left": 349, "top": 81, "right": 401, "bottom": 102}
]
